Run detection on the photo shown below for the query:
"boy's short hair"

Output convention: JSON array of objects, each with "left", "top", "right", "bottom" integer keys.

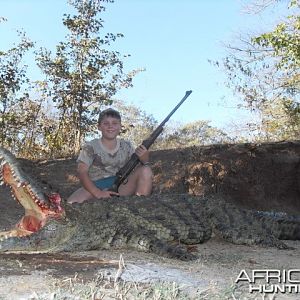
[{"left": 98, "top": 108, "right": 121, "bottom": 124}]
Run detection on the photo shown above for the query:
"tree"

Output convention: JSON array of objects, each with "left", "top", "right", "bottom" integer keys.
[
  {"left": 156, "top": 120, "right": 232, "bottom": 149},
  {"left": 259, "top": 98, "right": 300, "bottom": 140},
  {"left": 215, "top": 0, "right": 300, "bottom": 141},
  {"left": 0, "top": 19, "right": 34, "bottom": 149},
  {"left": 35, "top": 0, "right": 136, "bottom": 155}
]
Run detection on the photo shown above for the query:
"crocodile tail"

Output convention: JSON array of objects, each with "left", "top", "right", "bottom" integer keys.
[
  {"left": 275, "top": 215, "right": 300, "bottom": 240},
  {"left": 254, "top": 211, "right": 300, "bottom": 240}
]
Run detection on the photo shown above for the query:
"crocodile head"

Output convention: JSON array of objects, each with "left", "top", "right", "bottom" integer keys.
[{"left": 0, "top": 148, "right": 65, "bottom": 240}]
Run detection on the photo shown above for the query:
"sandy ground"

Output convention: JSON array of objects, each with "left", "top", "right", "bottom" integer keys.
[{"left": 0, "top": 238, "right": 299, "bottom": 299}]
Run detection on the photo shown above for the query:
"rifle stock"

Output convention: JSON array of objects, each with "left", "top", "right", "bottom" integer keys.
[{"left": 110, "top": 90, "right": 192, "bottom": 192}]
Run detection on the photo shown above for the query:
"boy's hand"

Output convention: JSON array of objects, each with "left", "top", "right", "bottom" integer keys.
[
  {"left": 93, "top": 189, "right": 119, "bottom": 199},
  {"left": 135, "top": 145, "right": 149, "bottom": 163}
]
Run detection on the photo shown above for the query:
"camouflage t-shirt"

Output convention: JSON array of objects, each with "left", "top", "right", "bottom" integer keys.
[{"left": 77, "top": 138, "right": 135, "bottom": 181}]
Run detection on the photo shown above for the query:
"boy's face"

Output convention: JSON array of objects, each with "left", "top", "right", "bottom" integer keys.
[{"left": 98, "top": 116, "right": 121, "bottom": 140}]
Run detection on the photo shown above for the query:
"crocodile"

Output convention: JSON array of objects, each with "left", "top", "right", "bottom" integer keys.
[{"left": 0, "top": 147, "right": 299, "bottom": 260}]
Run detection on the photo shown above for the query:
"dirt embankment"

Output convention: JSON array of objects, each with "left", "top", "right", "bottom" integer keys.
[{"left": 150, "top": 140, "right": 300, "bottom": 214}]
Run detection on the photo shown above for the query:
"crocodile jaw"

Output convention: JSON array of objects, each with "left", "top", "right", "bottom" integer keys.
[
  {"left": 3, "top": 162, "right": 46, "bottom": 218},
  {"left": 0, "top": 149, "right": 64, "bottom": 239}
]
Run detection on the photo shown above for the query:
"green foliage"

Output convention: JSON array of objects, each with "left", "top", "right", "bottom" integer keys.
[
  {"left": 35, "top": 0, "right": 135, "bottom": 154},
  {"left": 251, "top": 14, "right": 300, "bottom": 71},
  {"left": 259, "top": 98, "right": 300, "bottom": 140},
  {"left": 289, "top": 0, "right": 300, "bottom": 8},
  {"left": 215, "top": 0, "right": 300, "bottom": 141},
  {"left": 156, "top": 120, "right": 232, "bottom": 149},
  {"left": 0, "top": 28, "right": 34, "bottom": 149}
]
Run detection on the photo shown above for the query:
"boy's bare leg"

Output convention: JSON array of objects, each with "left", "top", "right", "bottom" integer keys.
[
  {"left": 68, "top": 166, "right": 153, "bottom": 203},
  {"left": 67, "top": 187, "right": 94, "bottom": 204},
  {"left": 135, "top": 166, "right": 153, "bottom": 196},
  {"left": 118, "top": 166, "right": 153, "bottom": 196}
]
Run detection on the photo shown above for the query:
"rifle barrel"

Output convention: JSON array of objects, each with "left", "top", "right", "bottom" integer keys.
[{"left": 160, "top": 90, "right": 192, "bottom": 127}]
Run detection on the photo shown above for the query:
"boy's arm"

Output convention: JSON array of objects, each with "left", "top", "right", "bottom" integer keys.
[
  {"left": 77, "top": 162, "right": 118, "bottom": 198},
  {"left": 135, "top": 145, "right": 150, "bottom": 164}
]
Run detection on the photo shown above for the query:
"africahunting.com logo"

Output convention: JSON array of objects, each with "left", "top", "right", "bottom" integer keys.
[{"left": 235, "top": 269, "right": 300, "bottom": 295}]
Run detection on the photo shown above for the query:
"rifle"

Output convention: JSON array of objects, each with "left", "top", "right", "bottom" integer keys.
[{"left": 110, "top": 90, "right": 192, "bottom": 192}]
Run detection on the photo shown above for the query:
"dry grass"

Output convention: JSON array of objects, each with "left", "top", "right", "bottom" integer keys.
[
  {"left": 26, "top": 273, "right": 239, "bottom": 300},
  {"left": 17, "top": 256, "right": 242, "bottom": 300},
  {"left": 1, "top": 255, "right": 289, "bottom": 299}
]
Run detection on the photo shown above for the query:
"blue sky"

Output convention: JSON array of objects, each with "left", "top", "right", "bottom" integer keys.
[{"left": 0, "top": 0, "right": 289, "bottom": 129}]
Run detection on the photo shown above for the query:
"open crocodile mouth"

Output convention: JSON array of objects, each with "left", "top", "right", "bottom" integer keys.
[{"left": 0, "top": 149, "right": 65, "bottom": 239}]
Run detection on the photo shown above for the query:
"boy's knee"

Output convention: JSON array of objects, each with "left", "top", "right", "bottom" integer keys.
[
  {"left": 67, "top": 188, "right": 92, "bottom": 204},
  {"left": 140, "top": 165, "right": 153, "bottom": 180}
]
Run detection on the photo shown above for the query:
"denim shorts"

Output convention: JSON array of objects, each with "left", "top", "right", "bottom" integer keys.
[{"left": 93, "top": 176, "right": 117, "bottom": 190}]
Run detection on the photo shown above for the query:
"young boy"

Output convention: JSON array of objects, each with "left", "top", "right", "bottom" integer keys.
[{"left": 67, "top": 108, "right": 153, "bottom": 203}]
